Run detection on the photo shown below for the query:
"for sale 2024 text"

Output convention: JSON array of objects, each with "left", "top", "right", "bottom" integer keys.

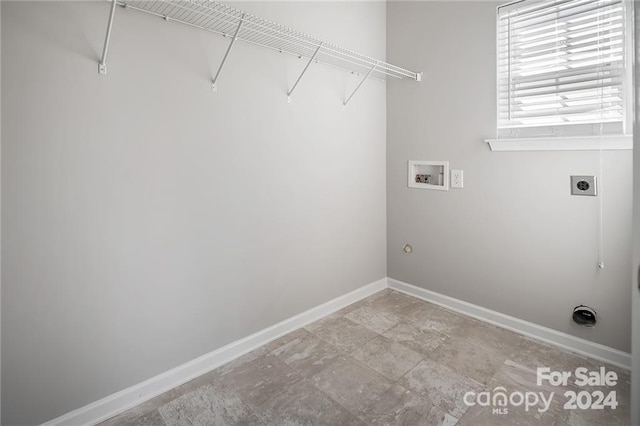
[{"left": 538, "top": 366, "right": 618, "bottom": 410}]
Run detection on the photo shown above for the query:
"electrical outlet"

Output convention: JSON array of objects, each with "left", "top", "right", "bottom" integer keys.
[
  {"left": 571, "top": 175, "right": 597, "bottom": 196},
  {"left": 451, "top": 170, "right": 463, "bottom": 188}
]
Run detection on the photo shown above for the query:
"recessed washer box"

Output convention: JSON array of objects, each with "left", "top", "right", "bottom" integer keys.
[
  {"left": 571, "top": 175, "right": 597, "bottom": 196},
  {"left": 408, "top": 161, "right": 449, "bottom": 190}
]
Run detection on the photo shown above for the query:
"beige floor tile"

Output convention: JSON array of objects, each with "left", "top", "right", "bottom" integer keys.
[
  {"left": 399, "top": 359, "right": 483, "bottom": 419},
  {"left": 490, "top": 360, "right": 572, "bottom": 419},
  {"left": 305, "top": 316, "right": 379, "bottom": 353},
  {"left": 216, "top": 346, "right": 270, "bottom": 376},
  {"left": 428, "top": 320, "right": 524, "bottom": 385},
  {"left": 97, "top": 371, "right": 220, "bottom": 426},
  {"left": 218, "top": 352, "right": 302, "bottom": 409},
  {"left": 401, "top": 303, "right": 468, "bottom": 336},
  {"left": 265, "top": 327, "right": 309, "bottom": 353},
  {"left": 309, "top": 355, "right": 394, "bottom": 416},
  {"left": 258, "top": 377, "right": 366, "bottom": 425},
  {"left": 362, "top": 384, "right": 458, "bottom": 426},
  {"left": 345, "top": 304, "right": 403, "bottom": 333},
  {"left": 566, "top": 407, "right": 629, "bottom": 426},
  {"left": 158, "top": 382, "right": 258, "bottom": 426},
  {"left": 270, "top": 328, "right": 344, "bottom": 378},
  {"left": 382, "top": 320, "right": 448, "bottom": 355},
  {"left": 365, "top": 290, "right": 425, "bottom": 318},
  {"left": 351, "top": 335, "right": 422, "bottom": 381},
  {"left": 509, "top": 338, "right": 596, "bottom": 375},
  {"left": 459, "top": 404, "right": 569, "bottom": 426},
  {"left": 303, "top": 292, "right": 386, "bottom": 334},
  {"left": 99, "top": 409, "right": 166, "bottom": 426}
]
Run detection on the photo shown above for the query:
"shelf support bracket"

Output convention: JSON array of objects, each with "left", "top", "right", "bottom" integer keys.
[
  {"left": 212, "top": 14, "right": 245, "bottom": 92},
  {"left": 343, "top": 62, "right": 378, "bottom": 106},
  {"left": 98, "top": 0, "right": 118, "bottom": 75},
  {"left": 287, "top": 43, "right": 323, "bottom": 102}
]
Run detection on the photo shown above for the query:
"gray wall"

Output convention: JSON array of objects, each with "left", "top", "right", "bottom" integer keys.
[
  {"left": 387, "top": 1, "right": 632, "bottom": 353},
  {"left": 1, "top": 2, "right": 387, "bottom": 424}
]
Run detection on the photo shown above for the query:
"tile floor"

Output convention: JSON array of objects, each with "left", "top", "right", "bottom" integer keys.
[{"left": 100, "top": 289, "right": 630, "bottom": 425}]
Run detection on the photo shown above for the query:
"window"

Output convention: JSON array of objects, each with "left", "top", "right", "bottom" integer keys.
[{"left": 495, "top": 0, "right": 630, "bottom": 144}]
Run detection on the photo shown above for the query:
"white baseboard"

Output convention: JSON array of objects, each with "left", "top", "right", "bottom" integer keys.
[
  {"left": 42, "top": 278, "right": 388, "bottom": 426},
  {"left": 388, "top": 278, "right": 631, "bottom": 370},
  {"left": 43, "top": 276, "right": 630, "bottom": 425}
]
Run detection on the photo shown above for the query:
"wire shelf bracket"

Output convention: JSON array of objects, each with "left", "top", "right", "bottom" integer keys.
[
  {"left": 98, "top": 0, "right": 422, "bottom": 102},
  {"left": 287, "top": 42, "right": 322, "bottom": 103},
  {"left": 98, "top": 0, "right": 118, "bottom": 75},
  {"left": 344, "top": 62, "right": 377, "bottom": 106},
  {"left": 211, "top": 13, "right": 245, "bottom": 92}
]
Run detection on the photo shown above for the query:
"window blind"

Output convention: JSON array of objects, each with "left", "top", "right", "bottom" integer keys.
[{"left": 497, "top": 0, "right": 626, "bottom": 138}]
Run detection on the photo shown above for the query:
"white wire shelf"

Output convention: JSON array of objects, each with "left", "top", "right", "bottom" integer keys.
[{"left": 98, "top": 0, "right": 421, "bottom": 103}]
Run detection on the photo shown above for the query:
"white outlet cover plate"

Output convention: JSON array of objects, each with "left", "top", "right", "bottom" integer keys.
[{"left": 451, "top": 170, "right": 463, "bottom": 188}]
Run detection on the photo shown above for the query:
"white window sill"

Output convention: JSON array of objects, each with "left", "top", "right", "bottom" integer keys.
[{"left": 485, "top": 135, "right": 633, "bottom": 152}]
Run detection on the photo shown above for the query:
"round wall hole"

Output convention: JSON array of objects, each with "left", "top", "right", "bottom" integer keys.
[{"left": 572, "top": 305, "right": 597, "bottom": 327}]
